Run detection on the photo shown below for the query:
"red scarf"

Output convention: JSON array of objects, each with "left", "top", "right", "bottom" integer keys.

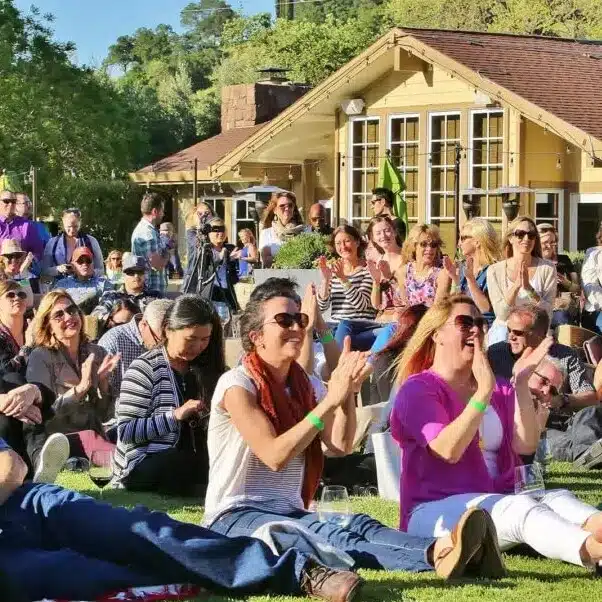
[{"left": 242, "top": 351, "right": 324, "bottom": 508}]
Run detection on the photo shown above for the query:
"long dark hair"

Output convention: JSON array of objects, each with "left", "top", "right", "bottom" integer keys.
[
  {"left": 164, "top": 294, "right": 225, "bottom": 400},
  {"left": 330, "top": 224, "right": 367, "bottom": 259}
]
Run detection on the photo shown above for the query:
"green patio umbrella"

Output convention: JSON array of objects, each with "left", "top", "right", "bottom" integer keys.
[{"left": 378, "top": 155, "right": 408, "bottom": 235}]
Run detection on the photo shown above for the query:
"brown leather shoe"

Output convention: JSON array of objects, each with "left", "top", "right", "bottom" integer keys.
[
  {"left": 434, "top": 508, "right": 487, "bottom": 580},
  {"left": 300, "top": 559, "right": 364, "bottom": 602},
  {"left": 466, "top": 510, "right": 507, "bottom": 579}
]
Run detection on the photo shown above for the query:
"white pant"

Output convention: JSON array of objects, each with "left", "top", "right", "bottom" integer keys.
[{"left": 408, "top": 490, "right": 598, "bottom": 566}]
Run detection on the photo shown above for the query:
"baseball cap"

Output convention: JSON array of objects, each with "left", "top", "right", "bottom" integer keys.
[
  {"left": 72, "top": 247, "right": 93, "bottom": 262},
  {"left": 123, "top": 255, "right": 147, "bottom": 273}
]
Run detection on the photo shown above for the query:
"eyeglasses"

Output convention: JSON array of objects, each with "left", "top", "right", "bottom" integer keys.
[
  {"left": 264, "top": 312, "right": 309, "bottom": 329},
  {"left": 3, "top": 253, "right": 24, "bottom": 262},
  {"left": 508, "top": 328, "right": 528, "bottom": 338},
  {"left": 513, "top": 229, "right": 536, "bottom": 240},
  {"left": 75, "top": 257, "right": 92, "bottom": 265},
  {"left": 1, "top": 199, "right": 16, "bottom": 205},
  {"left": 210, "top": 226, "right": 226, "bottom": 233},
  {"left": 449, "top": 314, "right": 485, "bottom": 332},
  {"left": 50, "top": 304, "right": 79, "bottom": 322},
  {"left": 418, "top": 241, "right": 441, "bottom": 249},
  {"left": 4, "top": 290, "right": 27, "bottom": 301},
  {"left": 533, "top": 371, "right": 559, "bottom": 397},
  {"left": 309, "top": 216, "right": 322, "bottom": 222},
  {"left": 277, "top": 203, "right": 293, "bottom": 211},
  {"left": 63, "top": 207, "right": 81, "bottom": 217},
  {"left": 459, "top": 235, "right": 473, "bottom": 242}
]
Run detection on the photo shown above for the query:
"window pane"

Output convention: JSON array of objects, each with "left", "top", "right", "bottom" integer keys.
[
  {"left": 391, "top": 119, "right": 402, "bottom": 143},
  {"left": 352, "top": 170, "right": 363, "bottom": 192},
  {"left": 473, "top": 113, "right": 486, "bottom": 138},
  {"left": 473, "top": 167, "right": 485, "bottom": 188},
  {"left": 406, "top": 144, "right": 418, "bottom": 167},
  {"left": 445, "top": 169, "right": 456, "bottom": 191},
  {"left": 366, "top": 120, "right": 379, "bottom": 143},
  {"left": 489, "top": 140, "right": 502, "bottom": 164},
  {"left": 406, "top": 170, "right": 417, "bottom": 192},
  {"left": 431, "top": 168, "right": 443, "bottom": 191},
  {"left": 366, "top": 147, "right": 378, "bottom": 169},
  {"left": 406, "top": 194, "right": 417, "bottom": 218},
  {"left": 489, "top": 113, "right": 503, "bottom": 137},
  {"left": 391, "top": 145, "right": 402, "bottom": 166},
  {"left": 489, "top": 167, "right": 503, "bottom": 188},
  {"left": 488, "top": 195, "right": 502, "bottom": 217},
  {"left": 445, "top": 195, "right": 455, "bottom": 217},
  {"left": 431, "top": 220, "right": 456, "bottom": 254},
  {"left": 352, "top": 120, "right": 364, "bottom": 143},
  {"left": 445, "top": 143, "right": 456, "bottom": 166},
  {"left": 431, "top": 194, "right": 444, "bottom": 216},
  {"left": 352, "top": 195, "right": 363, "bottom": 218},
  {"left": 447, "top": 116, "right": 460, "bottom": 139},
  {"left": 431, "top": 142, "right": 444, "bottom": 166},
  {"left": 366, "top": 171, "right": 378, "bottom": 191},
  {"left": 407, "top": 117, "right": 419, "bottom": 141},
  {"left": 432, "top": 117, "right": 443, "bottom": 140},
  {"left": 473, "top": 141, "right": 486, "bottom": 164}
]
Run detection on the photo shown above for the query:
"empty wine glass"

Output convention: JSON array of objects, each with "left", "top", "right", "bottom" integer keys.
[
  {"left": 89, "top": 450, "right": 113, "bottom": 499},
  {"left": 318, "top": 485, "right": 352, "bottom": 527},
  {"left": 213, "top": 302, "right": 231, "bottom": 331},
  {"left": 514, "top": 463, "right": 545, "bottom": 499}
]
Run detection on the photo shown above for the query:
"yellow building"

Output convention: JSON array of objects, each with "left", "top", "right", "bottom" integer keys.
[{"left": 132, "top": 27, "right": 602, "bottom": 256}]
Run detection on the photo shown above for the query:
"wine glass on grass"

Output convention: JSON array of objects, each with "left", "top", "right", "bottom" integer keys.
[
  {"left": 514, "top": 463, "right": 545, "bottom": 500},
  {"left": 89, "top": 450, "right": 113, "bottom": 498},
  {"left": 318, "top": 485, "right": 352, "bottom": 528}
]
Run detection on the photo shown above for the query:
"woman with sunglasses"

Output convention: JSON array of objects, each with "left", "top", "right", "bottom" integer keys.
[
  {"left": 0, "top": 239, "right": 35, "bottom": 307},
  {"left": 436, "top": 218, "right": 501, "bottom": 328},
  {"left": 105, "top": 249, "right": 124, "bottom": 286},
  {"left": 205, "top": 278, "right": 498, "bottom": 580},
  {"left": 26, "top": 291, "right": 119, "bottom": 455},
  {"left": 259, "top": 191, "right": 308, "bottom": 268},
  {"left": 397, "top": 223, "right": 446, "bottom": 308},
  {"left": 113, "top": 295, "right": 224, "bottom": 495},
  {"left": 392, "top": 294, "right": 602, "bottom": 570},
  {"left": 42, "top": 208, "right": 104, "bottom": 281},
  {"left": 487, "top": 216, "right": 556, "bottom": 345},
  {"left": 0, "top": 280, "right": 34, "bottom": 376}
]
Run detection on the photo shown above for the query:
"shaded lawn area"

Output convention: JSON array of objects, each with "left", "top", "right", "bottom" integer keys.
[{"left": 57, "top": 463, "right": 602, "bottom": 602}]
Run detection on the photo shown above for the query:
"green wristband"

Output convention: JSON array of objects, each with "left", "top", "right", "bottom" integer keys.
[
  {"left": 468, "top": 398, "right": 488, "bottom": 413},
  {"left": 320, "top": 329, "right": 334, "bottom": 344},
  {"left": 306, "top": 411, "right": 325, "bottom": 431}
]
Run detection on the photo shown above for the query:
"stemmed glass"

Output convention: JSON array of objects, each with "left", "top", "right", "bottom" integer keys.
[
  {"left": 213, "top": 302, "right": 231, "bottom": 333},
  {"left": 318, "top": 485, "right": 352, "bottom": 528},
  {"left": 514, "top": 463, "right": 545, "bottom": 500},
  {"left": 89, "top": 450, "right": 113, "bottom": 499}
]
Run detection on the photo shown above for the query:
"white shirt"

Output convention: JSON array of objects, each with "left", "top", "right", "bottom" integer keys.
[
  {"left": 582, "top": 247, "right": 602, "bottom": 312},
  {"left": 258, "top": 227, "right": 284, "bottom": 258},
  {"left": 204, "top": 365, "right": 326, "bottom": 526},
  {"left": 479, "top": 405, "right": 504, "bottom": 479}
]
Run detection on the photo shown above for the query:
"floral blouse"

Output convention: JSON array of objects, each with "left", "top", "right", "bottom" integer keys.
[{"left": 404, "top": 262, "right": 440, "bottom": 307}]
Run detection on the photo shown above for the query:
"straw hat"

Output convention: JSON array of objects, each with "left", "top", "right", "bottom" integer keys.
[{"left": 0, "top": 239, "right": 25, "bottom": 257}]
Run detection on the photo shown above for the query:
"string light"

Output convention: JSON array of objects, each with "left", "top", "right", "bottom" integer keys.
[
  {"left": 288, "top": 166, "right": 294, "bottom": 180},
  {"left": 316, "top": 163, "right": 321, "bottom": 178},
  {"left": 556, "top": 155, "right": 562, "bottom": 170}
]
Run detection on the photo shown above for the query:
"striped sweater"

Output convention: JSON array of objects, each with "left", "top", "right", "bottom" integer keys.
[
  {"left": 317, "top": 266, "right": 376, "bottom": 321},
  {"left": 112, "top": 346, "right": 181, "bottom": 483}
]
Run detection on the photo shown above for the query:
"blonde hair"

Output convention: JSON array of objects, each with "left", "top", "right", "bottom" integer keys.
[
  {"left": 462, "top": 218, "right": 501, "bottom": 266},
  {"left": 185, "top": 202, "right": 214, "bottom": 230},
  {"left": 0, "top": 280, "right": 22, "bottom": 298},
  {"left": 503, "top": 215, "right": 542, "bottom": 259},
  {"left": 238, "top": 228, "right": 256, "bottom": 245},
  {"left": 105, "top": 249, "right": 122, "bottom": 268},
  {"left": 400, "top": 223, "right": 443, "bottom": 264},
  {"left": 33, "top": 290, "right": 87, "bottom": 349},
  {"left": 395, "top": 294, "right": 476, "bottom": 384},
  {"left": 261, "top": 191, "right": 302, "bottom": 228}
]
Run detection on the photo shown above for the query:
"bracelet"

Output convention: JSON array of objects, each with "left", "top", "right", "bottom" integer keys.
[
  {"left": 306, "top": 411, "right": 325, "bottom": 431},
  {"left": 319, "top": 329, "right": 334, "bottom": 344},
  {"left": 468, "top": 398, "right": 488, "bottom": 413}
]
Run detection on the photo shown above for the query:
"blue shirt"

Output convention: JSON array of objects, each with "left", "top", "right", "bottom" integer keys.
[
  {"left": 131, "top": 219, "right": 168, "bottom": 293},
  {"left": 459, "top": 263, "right": 495, "bottom": 325},
  {"left": 0, "top": 438, "right": 9, "bottom": 451},
  {"left": 53, "top": 275, "right": 112, "bottom": 305}
]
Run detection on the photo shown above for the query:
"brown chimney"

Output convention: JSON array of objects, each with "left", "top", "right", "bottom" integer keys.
[{"left": 221, "top": 70, "right": 311, "bottom": 132}]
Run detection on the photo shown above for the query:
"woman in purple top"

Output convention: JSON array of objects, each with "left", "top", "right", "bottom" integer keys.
[{"left": 391, "top": 294, "right": 602, "bottom": 570}]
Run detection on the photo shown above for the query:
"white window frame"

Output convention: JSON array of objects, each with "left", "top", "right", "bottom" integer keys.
[
  {"left": 388, "top": 113, "right": 420, "bottom": 222},
  {"left": 426, "top": 111, "right": 461, "bottom": 223},
  {"left": 534, "top": 189, "right": 564, "bottom": 250},
  {"left": 347, "top": 115, "right": 380, "bottom": 226},
  {"left": 468, "top": 109, "right": 504, "bottom": 221},
  {"left": 231, "top": 194, "right": 256, "bottom": 241},
  {"left": 200, "top": 197, "right": 226, "bottom": 220}
]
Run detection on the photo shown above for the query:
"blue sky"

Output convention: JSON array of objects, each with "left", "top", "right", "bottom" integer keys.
[{"left": 13, "top": 0, "right": 274, "bottom": 66}]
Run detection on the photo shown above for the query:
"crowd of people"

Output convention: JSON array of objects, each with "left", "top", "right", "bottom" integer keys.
[{"left": 2, "top": 185, "right": 602, "bottom": 601}]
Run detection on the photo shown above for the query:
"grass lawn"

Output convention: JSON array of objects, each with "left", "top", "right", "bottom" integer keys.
[{"left": 58, "top": 463, "right": 602, "bottom": 602}]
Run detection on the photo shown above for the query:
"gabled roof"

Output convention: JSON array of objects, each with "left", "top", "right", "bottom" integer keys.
[
  {"left": 136, "top": 124, "right": 266, "bottom": 174},
  {"left": 404, "top": 28, "right": 602, "bottom": 141}
]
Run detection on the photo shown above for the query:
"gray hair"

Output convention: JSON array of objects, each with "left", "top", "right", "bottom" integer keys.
[
  {"left": 143, "top": 299, "right": 174, "bottom": 333},
  {"left": 540, "top": 355, "right": 567, "bottom": 386}
]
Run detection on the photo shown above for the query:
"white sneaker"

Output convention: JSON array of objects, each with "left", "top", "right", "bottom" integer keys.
[{"left": 33, "top": 433, "right": 70, "bottom": 483}]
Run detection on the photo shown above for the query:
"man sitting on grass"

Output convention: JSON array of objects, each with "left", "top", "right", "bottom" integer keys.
[{"left": 0, "top": 438, "right": 362, "bottom": 602}]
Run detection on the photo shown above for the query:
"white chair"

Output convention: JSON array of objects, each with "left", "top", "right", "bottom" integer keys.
[{"left": 371, "top": 431, "right": 401, "bottom": 502}]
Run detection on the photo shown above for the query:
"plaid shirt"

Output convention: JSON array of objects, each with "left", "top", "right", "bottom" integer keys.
[
  {"left": 131, "top": 218, "right": 168, "bottom": 293},
  {"left": 97, "top": 316, "right": 147, "bottom": 400},
  {"left": 92, "top": 286, "right": 162, "bottom": 322},
  {"left": 53, "top": 275, "right": 112, "bottom": 308},
  {"left": 488, "top": 341, "right": 595, "bottom": 430}
]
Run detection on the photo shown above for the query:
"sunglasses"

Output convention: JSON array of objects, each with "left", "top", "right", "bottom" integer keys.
[
  {"left": 64, "top": 207, "right": 81, "bottom": 217},
  {"left": 75, "top": 257, "right": 92, "bottom": 265},
  {"left": 418, "top": 241, "right": 440, "bottom": 249},
  {"left": 3, "top": 253, "right": 24, "bottom": 261},
  {"left": 50, "top": 304, "right": 79, "bottom": 322},
  {"left": 4, "top": 290, "right": 27, "bottom": 300},
  {"left": 459, "top": 235, "right": 473, "bottom": 242},
  {"left": 509, "top": 328, "right": 527, "bottom": 338},
  {"left": 513, "top": 229, "right": 536, "bottom": 240},
  {"left": 533, "top": 371, "right": 559, "bottom": 397},
  {"left": 1, "top": 199, "right": 16, "bottom": 205},
  {"left": 125, "top": 270, "right": 145, "bottom": 276},
  {"left": 450, "top": 314, "right": 485, "bottom": 332},
  {"left": 210, "top": 226, "right": 226, "bottom": 233},
  {"left": 264, "top": 312, "right": 309, "bottom": 329}
]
